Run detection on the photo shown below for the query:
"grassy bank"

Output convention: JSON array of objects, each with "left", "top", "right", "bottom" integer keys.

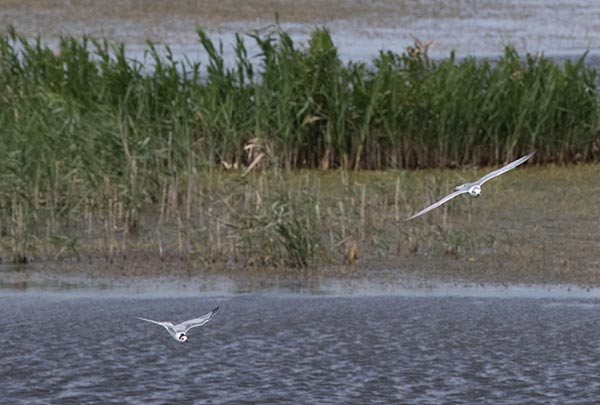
[{"left": 0, "top": 25, "right": 599, "bottom": 267}]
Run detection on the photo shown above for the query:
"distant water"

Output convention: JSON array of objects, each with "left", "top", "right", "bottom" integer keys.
[
  {"left": 2, "top": 292, "right": 600, "bottom": 403},
  {"left": 7, "top": 2, "right": 600, "bottom": 75}
]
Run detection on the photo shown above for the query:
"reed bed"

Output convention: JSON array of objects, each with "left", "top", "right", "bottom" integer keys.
[
  {"left": 0, "top": 166, "right": 484, "bottom": 266},
  {"left": 1, "top": 164, "right": 598, "bottom": 277},
  {"left": 0, "top": 25, "right": 599, "bottom": 267}
]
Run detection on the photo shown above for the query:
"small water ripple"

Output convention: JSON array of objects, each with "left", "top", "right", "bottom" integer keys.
[{"left": 1, "top": 294, "right": 600, "bottom": 403}]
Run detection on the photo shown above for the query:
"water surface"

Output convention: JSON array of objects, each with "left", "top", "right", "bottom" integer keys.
[{"left": 2, "top": 291, "right": 600, "bottom": 403}]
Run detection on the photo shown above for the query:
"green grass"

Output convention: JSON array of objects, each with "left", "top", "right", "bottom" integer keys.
[{"left": 0, "top": 24, "right": 599, "bottom": 266}]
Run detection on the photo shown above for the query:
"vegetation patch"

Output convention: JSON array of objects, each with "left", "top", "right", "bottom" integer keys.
[{"left": 0, "top": 25, "right": 599, "bottom": 269}]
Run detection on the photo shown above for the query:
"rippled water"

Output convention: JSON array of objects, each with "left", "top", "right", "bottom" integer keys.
[{"left": 2, "top": 291, "right": 600, "bottom": 404}]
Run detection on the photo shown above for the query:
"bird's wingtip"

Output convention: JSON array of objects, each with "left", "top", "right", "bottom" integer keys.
[{"left": 524, "top": 150, "right": 536, "bottom": 159}]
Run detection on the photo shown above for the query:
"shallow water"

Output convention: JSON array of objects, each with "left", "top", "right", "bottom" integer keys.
[{"left": 2, "top": 291, "right": 600, "bottom": 403}]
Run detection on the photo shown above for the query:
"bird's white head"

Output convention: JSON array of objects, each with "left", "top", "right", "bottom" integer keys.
[
  {"left": 177, "top": 332, "right": 188, "bottom": 343},
  {"left": 468, "top": 185, "right": 481, "bottom": 197}
]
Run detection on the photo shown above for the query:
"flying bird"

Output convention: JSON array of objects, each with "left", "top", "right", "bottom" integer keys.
[
  {"left": 403, "top": 151, "right": 535, "bottom": 221},
  {"left": 137, "top": 306, "right": 219, "bottom": 343}
]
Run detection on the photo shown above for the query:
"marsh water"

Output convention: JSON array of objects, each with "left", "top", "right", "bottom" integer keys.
[{"left": 2, "top": 288, "right": 600, "bottom": 404}]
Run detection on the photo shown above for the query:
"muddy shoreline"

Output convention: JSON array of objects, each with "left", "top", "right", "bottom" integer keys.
[{"left": 2, "top": 243, "right": 600, "bottom": 292}]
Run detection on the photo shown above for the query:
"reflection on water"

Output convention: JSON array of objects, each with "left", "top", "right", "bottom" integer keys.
[{"left": 2, "top": 292, "right": 600, "bottom": 403}]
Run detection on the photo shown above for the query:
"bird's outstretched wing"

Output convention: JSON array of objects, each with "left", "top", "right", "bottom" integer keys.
[
  {"left": 137, "top": 317, "right": 174, "bottom": 331},
  {"left": 474, "top": 151, "right": 536, "bottom": 186},
  {"left": 403, "top": 190, "right": 466, "bottom": 221},
  {"left": 179, "top": 307, "right": 219, "bottom": 332}
]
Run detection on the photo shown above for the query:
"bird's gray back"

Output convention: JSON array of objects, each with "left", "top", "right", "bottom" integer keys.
[{"left": 454, "top": 182, "right": 474, "bottom": 192}]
